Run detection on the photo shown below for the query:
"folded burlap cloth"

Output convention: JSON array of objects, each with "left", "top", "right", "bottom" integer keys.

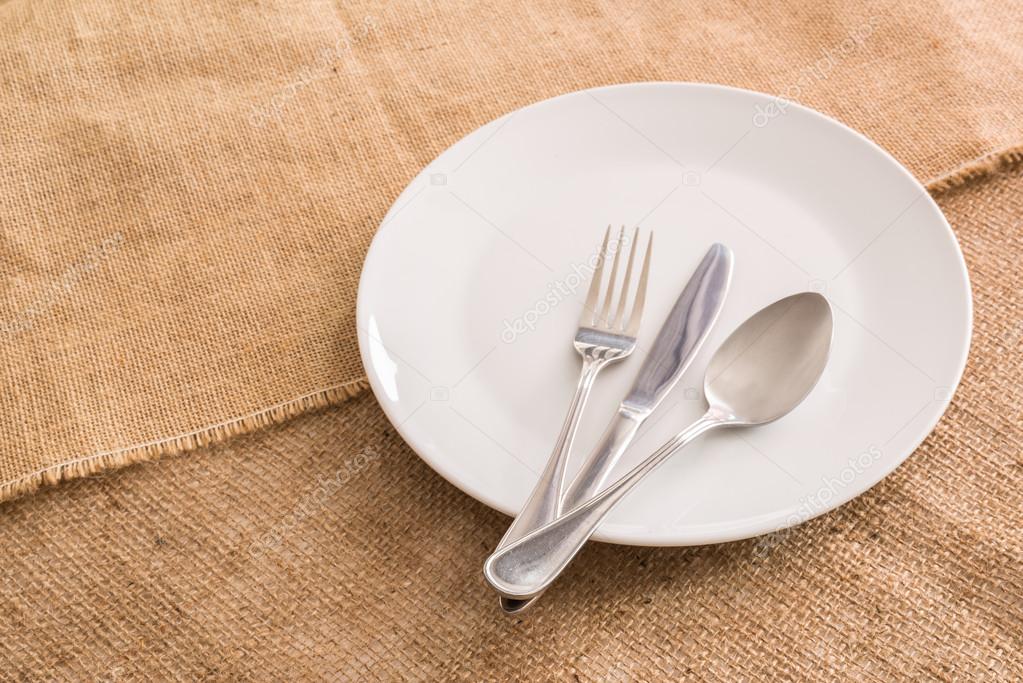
[{"left": 1, "top": 0, "right": 1021, "bottom": 679}]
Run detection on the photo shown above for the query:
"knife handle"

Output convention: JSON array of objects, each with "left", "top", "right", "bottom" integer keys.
[{"left": 560, "top": 408, "right": 644, "bottom": 511}]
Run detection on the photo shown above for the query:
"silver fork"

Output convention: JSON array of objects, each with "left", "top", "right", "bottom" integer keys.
[{"left": 496, "top": 225, "right": 652, "bottom": 552}]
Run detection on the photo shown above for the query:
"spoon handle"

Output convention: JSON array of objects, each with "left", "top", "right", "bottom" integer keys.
[{"left": 484, "top": 411, "right": 724, "bottom": 599}]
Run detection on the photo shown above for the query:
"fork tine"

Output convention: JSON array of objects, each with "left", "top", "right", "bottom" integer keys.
[
  {"left": 613, "top": 227, "right": 640, "bottom": 329},
  {"left": 625, "top": 232, "right": 652, "bottom": 337},
  {"left": 599, "top": 225, "right": 626, "bottom": 327},
  {"left": 581, "top": 226, "right": 611, "bottom": 326}
]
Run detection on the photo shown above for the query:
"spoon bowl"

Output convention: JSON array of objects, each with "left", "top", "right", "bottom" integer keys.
[{"left": 705, "top": 292, "right": 833, "bottom": 425}]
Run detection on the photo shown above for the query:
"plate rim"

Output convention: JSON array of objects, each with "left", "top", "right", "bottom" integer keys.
[{"left": 356, "top": 80, "right": 973, "bottom": 547}]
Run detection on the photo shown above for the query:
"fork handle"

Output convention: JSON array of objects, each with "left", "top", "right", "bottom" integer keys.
[{"left": 497, "top": 353, "right": 607, "bottom": 549}]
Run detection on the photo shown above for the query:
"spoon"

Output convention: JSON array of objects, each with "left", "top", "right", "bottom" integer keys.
[{"left": 483, "top": 292, "right": 833, "bottom": 601}]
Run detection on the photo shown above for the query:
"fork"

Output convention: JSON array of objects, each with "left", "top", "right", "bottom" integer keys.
[{"left": 496, "top": 225, "right": 652, "bottom": 552}]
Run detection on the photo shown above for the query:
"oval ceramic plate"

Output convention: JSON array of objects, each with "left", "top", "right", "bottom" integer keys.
[{"left": 357, "top": 82, "right": 971, "bottom": 546}]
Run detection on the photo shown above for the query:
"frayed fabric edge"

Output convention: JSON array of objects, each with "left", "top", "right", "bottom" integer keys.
[
  {"left": 0, "top": 379, "right": 371, "bottom": 504},
  {"left": 926, "top": 144, "right": 1023, "bottom": 194}
]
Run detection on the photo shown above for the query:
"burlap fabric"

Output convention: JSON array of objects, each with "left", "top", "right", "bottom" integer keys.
[
  {"left": 2, "top": 0, "right": 1023, "bottom": 679},
  {"left": 0, "top": 164, "right": 1020, "bottom": 680},
  {"left": 2, "top": 0, "right": 1023, "bottom": 499}
]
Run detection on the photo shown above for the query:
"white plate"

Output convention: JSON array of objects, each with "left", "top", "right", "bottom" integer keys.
[{"left": 357, "top": 82, "right": 971, "bottom": 546}]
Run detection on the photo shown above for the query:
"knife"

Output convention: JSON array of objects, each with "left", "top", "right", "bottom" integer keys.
[{"left": 496, "top": 242, "right": 733, "bottom": 612}]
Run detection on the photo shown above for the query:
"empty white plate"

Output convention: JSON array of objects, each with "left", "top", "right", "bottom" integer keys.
[{"left": 357, "top": 82, "right": 971, "bottom": 546}]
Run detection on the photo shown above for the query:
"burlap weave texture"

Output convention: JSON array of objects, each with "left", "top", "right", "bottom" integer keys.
[{"left": 2, "top": 2, "right": 1022, "bottom": 677}]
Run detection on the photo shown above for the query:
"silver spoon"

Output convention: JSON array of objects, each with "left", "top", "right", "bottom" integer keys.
[{"left": 483, "top": 292, "right": 833, "bottom": 601}]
